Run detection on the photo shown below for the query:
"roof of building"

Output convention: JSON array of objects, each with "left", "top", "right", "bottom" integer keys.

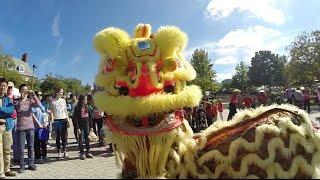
[{"left": 3, "top": 57, "right": 34, "bottom": 77}]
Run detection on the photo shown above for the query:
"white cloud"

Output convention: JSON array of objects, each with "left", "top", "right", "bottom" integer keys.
[
  {"left": 206, "top": 0, "right": 285, "bottom": 25},
  {"left": 41, "top": 57, "right": 57, "bottom": 66},
  {"left": 38, "top": 56, "right": 57, "bottom": 77},
  {"left": 52, "top": 11, "right": 63, "bottom": 50},
  {"left": 184, "top": 42, "right": 216, "bottom": 60},
  {"left": 185, "top": 25, "right": 296, "bottom": 81},
  {"left": 215, "top": 56, "right": 238, "bottom": 65},
  {"left": 215, "top": 26, "right": 294, "bottom": 60},
  {"left": 71, "top": 55, "right": 81, "bottom": 64},
  {"left": 52, "top": 12, "right": 61, "bottom": 37},
  {"left": 216, "top": 73, "right": 234, "bottom": 82}
]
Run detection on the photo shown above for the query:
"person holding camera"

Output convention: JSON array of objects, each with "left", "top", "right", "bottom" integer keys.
[
  {"left": 0, "top": 78, "right": 16, "bottom": 178},
  {"left": 14, "top": 84, "right": 41, "bottom": 173}
]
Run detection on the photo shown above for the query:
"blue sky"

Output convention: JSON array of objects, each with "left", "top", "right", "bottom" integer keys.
[{"left": 0, "top": 0, "right": 319, "bottom": 85}]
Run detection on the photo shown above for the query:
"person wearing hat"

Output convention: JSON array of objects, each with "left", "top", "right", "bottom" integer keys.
[
  {"left": 227, "top": 89, "right": 241, "bottom": 120},
  {"left": 257, "top": 90, "right": 268, "bottom": 106},
  {"left": 285, "top": 87, "right": 294, "bottom": 104}
]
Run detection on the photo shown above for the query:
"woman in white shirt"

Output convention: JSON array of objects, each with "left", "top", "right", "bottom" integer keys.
[{"left": 49, "top": 88, "right": 69, "bottom": 158}]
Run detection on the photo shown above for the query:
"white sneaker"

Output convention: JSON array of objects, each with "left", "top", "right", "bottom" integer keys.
[
  {"left": 58, "top": 152, "right": 63, "bottom": 158},
  {"left": 64, "top": 152, "right": 69, "bottom": 158}
]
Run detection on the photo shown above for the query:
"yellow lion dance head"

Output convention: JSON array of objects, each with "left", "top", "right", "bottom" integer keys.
[{"left": 93, "top": 23, "right": 202, "bottom": 136}]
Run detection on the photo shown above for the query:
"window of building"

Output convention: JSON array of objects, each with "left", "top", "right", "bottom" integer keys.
[{"left": 17, "top": 65, "right": 25, "bottom": 73}]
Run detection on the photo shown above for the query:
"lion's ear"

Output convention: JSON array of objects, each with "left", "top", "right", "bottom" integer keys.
[
  {"left": 133, "top": 23, "right": 152, "bottom": 38},
  {"left": 154, "top": 26, "right": 188, "bottom": 58},
  {"left": 93, "top": 27, "right": 130, "bottom": 58}
]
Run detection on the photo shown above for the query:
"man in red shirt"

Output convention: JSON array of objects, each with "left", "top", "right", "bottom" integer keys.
[
  {"left": 303, "top": 88, "right": 311, "bottom": 113},
  {"left": 242, "top": 93, "right": 253, "bottom": 108},
  {"left": 217, "top": 99, "right": 223, "bottom": 121},
  {"left": 227, "top": 89, "right": 241, "bottom": 120}
]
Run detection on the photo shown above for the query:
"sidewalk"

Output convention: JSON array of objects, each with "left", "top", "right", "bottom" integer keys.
[{"left": 9, "top": 126, "right": 121, "bottom": 179}]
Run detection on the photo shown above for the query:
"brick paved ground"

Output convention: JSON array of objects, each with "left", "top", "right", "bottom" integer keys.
[
  {"left": 9, "top": 126, "right": 122, "bottom": 179},
  {"left": 8, "top": 105, "right": 320, "bottom": 179}
]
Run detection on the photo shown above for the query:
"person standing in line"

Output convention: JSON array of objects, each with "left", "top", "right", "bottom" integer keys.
[
  {"left": 33, "top": 91, "right": 49, "bottom": 164},
  {"left": 317, "top": 86, "right": 320, "bottom": 111},
  {"left": 49, "top": 88, "right": 70, "bottom": 159},
  {"left": 227, "top": 89, "right": 241, "bottom": 120},
  {"left": 211, "top": 100, "right": 218, "bottom": 124},
  {"left": 14, "top": 84, "right": 41, "bottom": 173},
  {"left": 242, "top": 93, "right": 253, "bottom": 108},
  {"left": 257, "top": 90, "right": 268, "bottom": 106},
  {"left": 73, "top": 95, "right": 94, "bottom": 160},
  {"left": 217, "top": 98, "right": 224, "bottom": 121},
  {"left": 0, "top": 78, "right": 17, "bottom": 178},
  {"left": 6, "top": 82, "right": 19, "bottom": 165},
  {"left": 197, "top": 103, "right": 208, "bottom": 131},
  {"left": 285, "top": 87, "right": 293, "bottom": 104},
  {"left": 67, "top": 94, "right": 78, "bottom": 142},
  {"left": 205, "top": 101, "right": 213, "bottom": 126},
  {"left": 87, "top": 95, "right": 104, "bottom": 147},
  {"left": 303, "top": 88, "right": 311, "bottom": 113}
]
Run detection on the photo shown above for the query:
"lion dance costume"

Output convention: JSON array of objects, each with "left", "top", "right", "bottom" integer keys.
[{"left": 93, "top": 23, "right": 320, "bottom": 178}]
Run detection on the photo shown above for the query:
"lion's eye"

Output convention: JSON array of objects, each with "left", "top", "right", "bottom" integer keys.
[
  {"left": 164, "top": 85, "right": 175, "bottom": 93},
  {"left": 119, "top": 86, "right": 129, "bottom": 96},
  {"left": 103, "top": 58, "right": 115, "bottom": 73},
  {"left": 138, "top": 40, "right": 151, "bottom": 50}
]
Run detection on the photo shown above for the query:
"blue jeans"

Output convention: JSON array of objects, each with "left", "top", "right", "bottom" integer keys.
[
  {"left": 79, "top": 125, "right": 90, "bottom": 154},
  {"left": 12, "top": 122, "right": 19, "bottom": 161},
  {"left": 54, "top": 119, "right": 68, "bottom": 153},
  {"left": 17, "top": 130, "right": 35, "bottom": 167}
]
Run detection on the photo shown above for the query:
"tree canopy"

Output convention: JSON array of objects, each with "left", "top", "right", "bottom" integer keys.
[
  {"left": 231, "top": 61, "right": 249, "bottom": 92},
  {"left": 248, "top": 50, "right": 286, "bottom": 88},
  {"left": 287, "top": 30, "right": 320, "bottom": 85},
  {"left": 40, "top": 74, "right": 91, "bottom": 95},
  {"left": 190, "top": 49, "right": 218, "bottom": 92}
]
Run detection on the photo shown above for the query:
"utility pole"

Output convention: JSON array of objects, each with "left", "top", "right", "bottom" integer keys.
[{"left": 32, "top": 65, "right": 38, "bottom": 90}]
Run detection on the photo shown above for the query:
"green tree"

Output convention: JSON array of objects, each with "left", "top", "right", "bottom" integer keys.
[
  {"left": 231, "top": 61, "right": 249, "bottom": 92},
  {"left": 190, "top": 49, "right": 217, "bottom": 92},
  {"left": 40, "top": 74, "right": 67, "bottom": 95},
  {"left": 40, "top": 74, "right": 92, "bottom": 95},
  {"left": 287, "top": 30, "right": 320, "bottom": 83},
  {"left": 284, "top": 61, "right": 315, "bottom": 87},
  {"left": 0, "top": 51, "right": 25, "bottom": 85},
  {"left": 248, "top": 50, "right": 287, "bottom": 90}
]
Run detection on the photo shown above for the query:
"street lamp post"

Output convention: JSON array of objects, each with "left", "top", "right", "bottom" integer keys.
[{"left": 32, "top": 65, "right": 38, "bottom": 90}]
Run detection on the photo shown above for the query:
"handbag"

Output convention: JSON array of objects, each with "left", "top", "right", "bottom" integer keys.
[
  {"left": 88, "top": 131, "right": 99, "bottom": 142},
  {"left": 38, "top": 128, "right": 49, "bottom": 141}
]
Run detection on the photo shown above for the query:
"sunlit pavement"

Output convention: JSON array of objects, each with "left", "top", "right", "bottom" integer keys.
[{"left": 9, "top": 104, "right": 320, "bottom": 179}]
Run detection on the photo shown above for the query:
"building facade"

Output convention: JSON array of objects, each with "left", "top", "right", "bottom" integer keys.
[{"left": 2, "top": 53, "right": 35, "bottom": 82}]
